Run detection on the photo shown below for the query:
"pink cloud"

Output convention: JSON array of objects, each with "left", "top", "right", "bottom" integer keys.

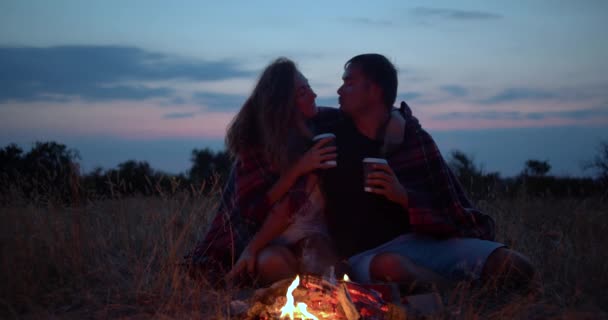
[
  {"left": 411, "top": 99, "right": 608, "bottom": 130},
  {"left": 2, "top": 98, "right": 605, "bottom": 142},
  {"left": 422, "top": 116, "right": 608, "bottom": 131},
  {"left": 0, "top": 100, "right": 235, "bottom": 140}
]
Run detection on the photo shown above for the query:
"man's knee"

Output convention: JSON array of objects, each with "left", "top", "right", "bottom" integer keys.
[
  {"left": 370, "top": 252, "right": 412, "bottom": 282},
  {"left": 483, "top": 248, "right": 535, "bottom": 286}
]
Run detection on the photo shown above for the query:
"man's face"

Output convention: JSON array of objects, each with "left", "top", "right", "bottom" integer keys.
[{"left": 337, "top": 65, "right": 371, "bottom": 116}]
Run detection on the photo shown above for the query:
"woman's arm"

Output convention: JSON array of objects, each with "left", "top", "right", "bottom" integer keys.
[
  {"left": 238, "top": 139, "right": 336, "bottom": 223},
  {"left": 269, "top": 137, "right": 337, "bottom": 202},
  {"left": 247, "top": 197, "right": 293, "bottom": 253},
  {"left": 264, "top": 163, "right": 304, "bottom": 205},
  {"left": 226, "top": 192, "right": 295, "bottom": 278}
]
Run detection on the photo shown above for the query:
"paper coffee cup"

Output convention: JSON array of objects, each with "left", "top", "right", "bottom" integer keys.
[
  {"left": 312, "top": 133, "right": 335, "bottom": 141},
  {"left": 312, "top": 133, "right": 337, "bottom": 166},
  {"left": 363, "top": 157, "right": 388, "bottom": 192}
]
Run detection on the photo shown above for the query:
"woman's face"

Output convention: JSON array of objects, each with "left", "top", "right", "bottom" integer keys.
[{"left": 294, "top": 72, "right": 318, "bottom": 119}]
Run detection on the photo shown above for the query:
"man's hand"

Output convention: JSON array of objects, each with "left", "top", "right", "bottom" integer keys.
[
  {"left": 226, "top": 245, "right": 257, "bottom": 282},
  {"left": 365, "top": 162, "right": 409, "bottom": 209},
  {"left": 294, "top": 137, "right": 337, "bottom": 175}
]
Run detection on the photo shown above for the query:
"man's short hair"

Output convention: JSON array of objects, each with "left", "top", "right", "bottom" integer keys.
[{"left": 346, "top": 54, "right": 398, "bottom": 109}]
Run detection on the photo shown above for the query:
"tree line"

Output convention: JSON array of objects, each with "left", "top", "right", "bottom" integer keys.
[
  {"left": 0, "top": 141, "right": 231, "bottom": 205},
  {"left": 447, "top": 149, "right": 607, "bottom": 200},
  {"left": 1, "top": 140, "right": 607, "bottom": 206}
]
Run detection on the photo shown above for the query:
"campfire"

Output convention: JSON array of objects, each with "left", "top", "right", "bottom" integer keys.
[{"left": 233, "top": 274, "right": 407, "bottom": 320}]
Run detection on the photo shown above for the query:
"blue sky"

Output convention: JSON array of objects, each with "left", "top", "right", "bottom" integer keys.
[{"left": 1, "top": 0, "right": 607, "bottom": 177}]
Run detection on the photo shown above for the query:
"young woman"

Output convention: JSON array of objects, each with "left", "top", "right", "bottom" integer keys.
[{"left": 192, "top": 58, "right": 338, "bottom": 285}]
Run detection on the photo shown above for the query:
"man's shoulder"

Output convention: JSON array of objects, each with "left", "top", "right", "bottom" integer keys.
[{"left": 387, "top": 107, "right": 442, "bottom": 161}]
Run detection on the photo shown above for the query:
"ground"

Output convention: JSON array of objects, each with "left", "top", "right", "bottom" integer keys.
[{"left": 1, "top": 192, "right": 607, "bottom": 319}]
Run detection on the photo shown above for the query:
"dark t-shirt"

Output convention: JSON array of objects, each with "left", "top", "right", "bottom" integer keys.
[{"left": 321, "top": 116, "right": 410, "bottom": 258}]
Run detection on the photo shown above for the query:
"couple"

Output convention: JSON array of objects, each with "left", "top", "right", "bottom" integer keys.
[{"left": 190, "top": 54, "right": 535, "bottom": 292}]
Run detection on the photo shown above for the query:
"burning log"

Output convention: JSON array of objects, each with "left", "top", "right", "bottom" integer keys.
[
  {"left": 336, "top": 281, "right": 359, "bottom": 320},
  {"left": 232, "top": 274, "right": 408, "bottom": 320}
]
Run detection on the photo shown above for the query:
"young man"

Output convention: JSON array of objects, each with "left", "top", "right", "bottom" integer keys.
[{"left": 321, "top": 53, "right": 535, "bottom": 291}]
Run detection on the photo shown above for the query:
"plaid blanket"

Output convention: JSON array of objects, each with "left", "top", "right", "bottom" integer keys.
[{"left": 386, "top": 102, "right": 495, "bottom": 241}]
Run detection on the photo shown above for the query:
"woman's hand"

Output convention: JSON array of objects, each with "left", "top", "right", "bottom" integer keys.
[
  {"left": 365, "top": 162, "right": 409, "bottom": 209},
  {"left": 294, "top": 137, "right": 337, "bottom": 176},
  {"left": 226, "top": 245, "right": 258, "bottom": 282}
]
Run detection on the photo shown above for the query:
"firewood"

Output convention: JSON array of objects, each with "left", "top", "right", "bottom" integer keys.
[
  {"left": 385, "top": 303, "right": 408, "bottom": 320},
  {"left": 336, "top": 283, "right": 360, "bottom": 320},
  {"left": 251, "top": 278, "right": 293, "bottom": 304}
]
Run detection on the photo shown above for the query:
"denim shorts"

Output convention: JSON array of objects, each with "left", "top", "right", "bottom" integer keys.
[{"left": 348, "top": 233, "right": 505, "bottom": 283}]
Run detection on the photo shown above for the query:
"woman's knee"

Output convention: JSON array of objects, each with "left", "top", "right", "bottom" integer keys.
[{"left": 256, "top": 245, "right": 297, "bottom": 282}]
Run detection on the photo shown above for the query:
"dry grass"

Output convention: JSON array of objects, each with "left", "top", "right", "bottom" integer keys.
[{"left": 1, "top": 189, "right": 607, "bottom": 319}]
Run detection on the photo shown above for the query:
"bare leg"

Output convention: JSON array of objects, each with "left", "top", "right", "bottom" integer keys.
[
  {"left": 369, "top": 252, "right": 447, "bottom": 291},
  {"left": 256, "top": 244, "right": 298, "bottom": 285}
]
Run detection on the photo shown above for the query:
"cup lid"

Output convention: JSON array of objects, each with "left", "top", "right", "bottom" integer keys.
[
  {"left": 362, "top": 157, "right": 388, "bottom": 164},
  {"left": 312, "top": 133, "right": 336, "bottom": 140}
]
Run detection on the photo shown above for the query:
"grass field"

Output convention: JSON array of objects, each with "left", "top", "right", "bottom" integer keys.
[{"left": 1, "top": 189, "right": 607, "bottom": 319}]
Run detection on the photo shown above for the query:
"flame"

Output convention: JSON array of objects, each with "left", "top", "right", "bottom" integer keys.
[
  {"left": 279, "top": 275, "right": 299, "bottom": 319},
  {"left": 296, "top": 303, "right": 318, "bottom": 320},
  {"left": 279, "top": 275, "right": 319, "bottom": 320},
  {"left": 343, "top": 274, "right": 350, "bottom": 282}
]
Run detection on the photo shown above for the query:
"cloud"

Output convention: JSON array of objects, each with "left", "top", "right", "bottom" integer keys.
[
  {"left": 433, "top": 111, "right": 523, "bottom": 121},
  {"left": 480, "top": 88, "right": 557, "bottom": 104},
  {"left": 192, "top": 92, "right": 247, "bottom": 111},
  {"left": 551, "top": 106, "right": 608, "bottom": 120},
  {"left": 398, "top": 92, "right": 423, "bottom": 101},
  {"left": 163, "top": 112, "right": 196, "bottom": 119},
  {"left": 433, "top": 106, "right": 608, "bottom": 121},
  {"left": 411, "top": 7, "right": 502, "bottom": 20},
  {"left": 344, "top": 17, "right": 394, "bottom": 27},
  {"left": 440, "top": 85, "right": 468, "bottom": 97},
  {"left": 0, "top": 45, "right": 253, "bottom": 103},
  {"left": 525, "top": 113, "right": 546, "bottom": 120},
  {"left": 170, "top": 97, "right": 187, "bottom": 105},
  {"left": 84, "top": 85, "right": 174, "bottom": 101}
]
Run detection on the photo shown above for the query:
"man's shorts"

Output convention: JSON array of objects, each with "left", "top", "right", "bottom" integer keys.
[{"left": 348, "top": 233, "right": 505, "bottom": 283}]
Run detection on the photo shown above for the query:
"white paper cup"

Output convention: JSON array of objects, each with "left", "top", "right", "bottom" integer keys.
[
  {"left": 363, "top": 157, "right": 388, "bottom": 192},
  {"left": 312, "top": 133, "right": 337, "bottom": 166},
  {"left": 312, "top": 133, "right": 336, "bottom": 141}
]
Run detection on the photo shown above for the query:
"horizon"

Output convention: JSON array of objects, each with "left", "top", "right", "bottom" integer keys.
[
  {"left": 2, "top": 123, "right": 604, "bottom": 178},
  {"left": 1, "top": 1, "right": 607, "bottom": 177}
]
